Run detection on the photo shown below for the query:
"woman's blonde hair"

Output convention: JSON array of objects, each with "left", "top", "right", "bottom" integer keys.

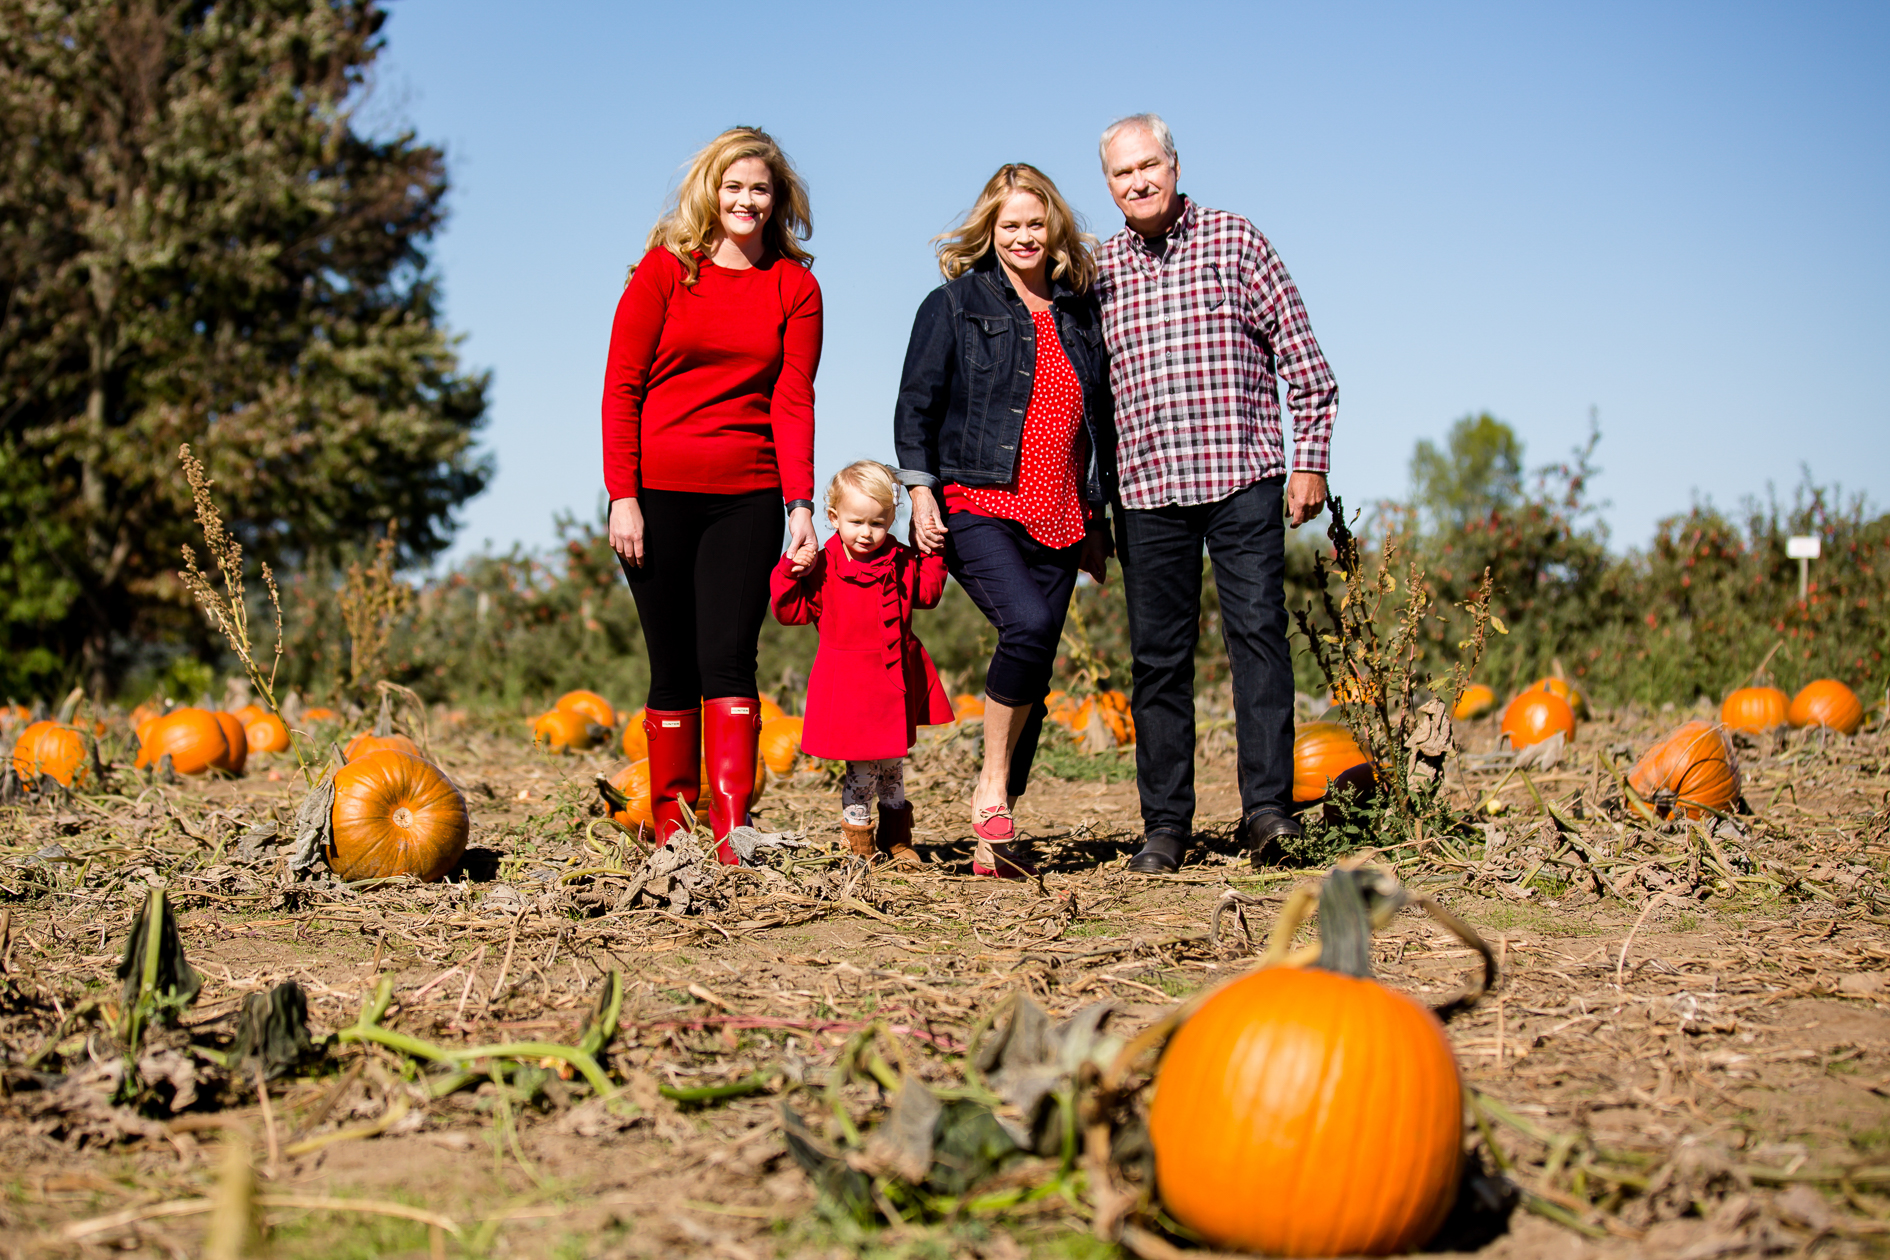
[
  {"left": 825, "top": 461, "right": 899, "bottom": 516},
  {"left": 933, "top": 164, "right": 1095, "bottom": 292},
  {"left": 642, "top": 126, "right": 813, "bottom": 286}
]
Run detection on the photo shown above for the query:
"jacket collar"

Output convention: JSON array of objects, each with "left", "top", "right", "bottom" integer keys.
[
  {"left": 973, "top": 254, "right": 1080, "bottom": 311},
  {"left": 825, "top": 532, "right": 898, "bottom": 583}
]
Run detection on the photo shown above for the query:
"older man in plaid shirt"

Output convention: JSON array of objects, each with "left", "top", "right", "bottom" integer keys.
[{"left": 1094, "top": 113, "right": 1338, "bottom": 875}]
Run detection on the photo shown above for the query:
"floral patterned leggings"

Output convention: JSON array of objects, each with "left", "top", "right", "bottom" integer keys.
[{"left": 841, "top": 759, "right": 907, "bottom": 827}]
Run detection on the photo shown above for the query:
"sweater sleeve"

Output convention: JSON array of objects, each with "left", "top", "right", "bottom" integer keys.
[
  {"left": 770, "top": 550, "right": 822, "bottom": 626},
  {"left": 912, "top": 550, "right": 949, "bottom": 610},
  {"left": 600, "top": 251, "right": 676, "bottom": 500},
  {"left": 771, "top": 266, "right": 823, "bottom": 503}
]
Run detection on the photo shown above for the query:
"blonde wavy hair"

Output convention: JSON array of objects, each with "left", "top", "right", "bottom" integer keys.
[
  {"left": 641, "top": 127, "right": 813, "bottom": 286},
  {"left": 933, "top": 164, "right": 1095, "bottom": 292}
]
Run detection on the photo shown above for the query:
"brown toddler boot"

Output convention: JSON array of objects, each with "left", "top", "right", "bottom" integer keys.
[
  {"left": 841, "top": 817, "right": 877, "bottom": 859},
  {"left": 878, "top": 801, "right": 919, "bottom": 867}
]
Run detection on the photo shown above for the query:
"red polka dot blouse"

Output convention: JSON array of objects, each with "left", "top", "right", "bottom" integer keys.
[{"left": 943, "top": 309, "right": 1088, "bottom": 548}]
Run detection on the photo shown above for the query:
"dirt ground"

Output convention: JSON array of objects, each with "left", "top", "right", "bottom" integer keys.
[{"left": 3, "top": 694, "right": 1889, "bottom": 1259}]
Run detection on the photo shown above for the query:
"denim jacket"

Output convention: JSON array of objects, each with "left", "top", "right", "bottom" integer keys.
[{"left": 892, "top": 258, "right": 1116, "bottom": 511}]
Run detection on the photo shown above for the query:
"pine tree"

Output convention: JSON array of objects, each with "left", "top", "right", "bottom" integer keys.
[{"left": 0, "top": 0, "right": 489, "bottom": 695}]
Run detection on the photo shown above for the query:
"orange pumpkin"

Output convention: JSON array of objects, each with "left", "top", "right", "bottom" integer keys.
[
  {"left": 1451, "top": 683, "right": 1496, "bottom": 721},
  {"left": 11, "top": 721, "right": 91, "bottom": 788},
  {"left": 1720, "top": 686, "right": 1788, "bottom": 734},
  {"left": 531, "top": 708, "right": 599, "bottom": 753},
  {"left": 1150, "top": 872, "right": 1462, "bottom": 1255},
  {"left": 210, "top": 712, "right": 248, "bottom": 774},
  {"left": 952, "top": 693, "right": 986, "bottom": 720},
  {"left": 759, "top": 716, "right": 803, "bottom": 775},
  {"left": 1526, "top": 676, "right": 1589, "bottom": 719},
  {"left": 127, "top": 701, "right": 162, "bottom": 729},
  {"left": 620, "top": 708, "right": 649, "bottom": 760},
  {"left": 245, "top": 714, "right": 293, "bottom": 754},
  {"left": 136, "top": 715, "right": 162, "bottom": 748},
  {"left": 1787, "top": 679, "right": 1863, "bottom": 735},
  {"left": 1627, "top": 720, "right": 1741, "bottom": 819},
  {"left": 135, "top": 708, "right": 230, "bottom": 775},
  {"left": 232, "top": 703, "right": 267, "bottom": 727},
  {"left": 555, "top": 689, "right": 617, "bottom": 729},
  {"left": 2, "top": 702, "right": 33, "bottom": 731},
  {"left": 329, "top": 750, "right": 468, "bottom": 882},
  {"left": 344, "top": 731, "right": 423, "bottom": 761},
  {"left": 1045, "top": 690, "right": 1078, "bottom": 729},
  {"left": 302, "top": 706, "right": 340, "bottom": 724},
  {"left": 758, "top": 696, "right": 787, "bottom": 723},
  {"left": 1501, "top": 689, "right": 1575, "bottom": 750},
  {"left": 1073, "top": 690, "right": 1135, "bottom": 746},
  {"left": 609, "top": 760, "right": 653, "bottom": 830},
  {"left": 1291, "top": 722, "right": 1372, "bottom": 804}
]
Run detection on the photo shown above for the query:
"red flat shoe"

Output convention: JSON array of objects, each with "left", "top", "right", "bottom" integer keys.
[{"left": 972, "top": 807, "right": 1036, "bottom": 879}]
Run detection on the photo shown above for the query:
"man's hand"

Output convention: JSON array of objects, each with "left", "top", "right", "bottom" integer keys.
[
  {"left": 908, "top": 485, "right": 947, "bottom": 555},
  {"left": 1287, "top": 472, "right": 1328, "bottom": 528},
  {"left": 608, "top": 497, "right": 645, "bottom": 565},
  {"left": 785, "top": 505, "right": 818, "bottom": 576}
]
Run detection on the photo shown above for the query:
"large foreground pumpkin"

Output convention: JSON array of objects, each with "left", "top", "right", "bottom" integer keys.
[
  {"left": 135, "top": 708, "right": 230, "bottom": 775},
  {"left": 1451, "top": 683, "right": 1496, "bottom": 721},
  {"left": 1627, "top": 720, "right": 1741, "bottom": 819},
  {"left": 11, "top": 721, "right": 91, "bottom": 787},
  {"left": 344, "top": 731, "right": 423, "bottom": 761},
  {"left": 1787, "top": 680, "right": 1863, "bottom": 735},
  {"left": 1501, "top": 689, "right": 1575, "bottom": 750},
  {"left": 1291, "top": 722, "right": 1371, "bottom": 804},
  {"left": 329, "top": 750, "right": 468, "bottom": 882},
  {"left": 1150, "top": 871, "right": 1463, "bottom": 1255},
  {"left": 1720, "top": 686, "right": 1788, "bottom": 734}
]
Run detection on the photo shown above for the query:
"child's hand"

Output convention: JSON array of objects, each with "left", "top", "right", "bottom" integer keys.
[{"left": 786, "top": 540, "right": 819, "bottom": 576}]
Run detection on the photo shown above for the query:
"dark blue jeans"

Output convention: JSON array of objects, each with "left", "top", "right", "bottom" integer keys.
[
  {"left": 1115, "top": 477, "right": 1293, "bottom": 834},
  {"left": 944, "top": 511, "right": 1081, "bottom": 797}
]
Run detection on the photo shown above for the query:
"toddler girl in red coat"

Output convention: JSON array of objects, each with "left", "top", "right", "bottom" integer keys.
[{"left": 771, "top": 461, "right": 955, "bottom": 864}]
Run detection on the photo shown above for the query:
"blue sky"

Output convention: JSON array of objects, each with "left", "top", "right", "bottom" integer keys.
[{"left": 373, "top": 1, "right": 1888, "bottom": 563}]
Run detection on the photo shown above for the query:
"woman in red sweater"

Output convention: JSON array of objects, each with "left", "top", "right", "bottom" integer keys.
[{"left": 602, "top": 127, "right": 821, "bottom": 865}]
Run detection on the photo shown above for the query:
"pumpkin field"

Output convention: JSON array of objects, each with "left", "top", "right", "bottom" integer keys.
[{"left": 3, "top": 657, "right": 1889, "bottom": 1260}]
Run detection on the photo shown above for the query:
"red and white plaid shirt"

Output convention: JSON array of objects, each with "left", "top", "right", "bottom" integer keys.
[{"left": 1095, "top": 198, "right": 1338, "bottom": 510}]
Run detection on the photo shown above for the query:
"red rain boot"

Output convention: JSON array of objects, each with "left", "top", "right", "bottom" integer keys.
[
  {"left": 702, "top": 697, "right": 761, "bottom": 866},
  {"left": 643, "top": 707, "right": 700, "bottom": 847}
]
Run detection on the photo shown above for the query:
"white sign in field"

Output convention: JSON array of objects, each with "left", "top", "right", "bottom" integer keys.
[{"left": 1786, "top": 536, "right": 1822, "bottom": 560}]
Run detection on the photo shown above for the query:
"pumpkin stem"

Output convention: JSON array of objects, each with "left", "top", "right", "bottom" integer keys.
[
  {"left": 373, "top": 692, "right": 393, "bottom": 738},
  {"left": 1311, "top": 868, "right": 1380, "bottom": 979}
]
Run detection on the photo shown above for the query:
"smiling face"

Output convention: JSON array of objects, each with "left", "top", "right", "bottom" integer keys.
[
  {"left": 716, "top": 156, "right": 775, "bottom": 249},
  {"left": 828, "top": 484, "right": 895, "bottom": 559},
  {"left": 1103, "top": 125, "right": 1181, "bottom": 237},
  {"left": 991, "top": 191, "right": 1049, "bottom": 284}
]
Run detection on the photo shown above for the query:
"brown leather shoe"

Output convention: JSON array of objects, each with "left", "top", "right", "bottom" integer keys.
[
  {"left": 878, "top": 801, "right": 919, "bottom": 866},
  {"left": 841, "top": 820, "right": 876, "bottom": 858}
]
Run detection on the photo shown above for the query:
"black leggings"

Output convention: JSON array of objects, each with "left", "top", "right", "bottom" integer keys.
[{"left": 621, "top": 488, "right": 782, "bottom": 709}]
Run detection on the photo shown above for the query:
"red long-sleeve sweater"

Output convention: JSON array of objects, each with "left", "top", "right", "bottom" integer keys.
[{"left": 601, "top": 247, "right": 822, "bottom": 502}]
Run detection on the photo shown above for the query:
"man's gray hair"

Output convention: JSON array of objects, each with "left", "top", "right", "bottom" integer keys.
[{"left": 1099, "top": 113, "right": 1178, "bottom": 170}]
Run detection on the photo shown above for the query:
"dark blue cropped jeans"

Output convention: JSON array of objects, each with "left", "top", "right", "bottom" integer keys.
[
  {"left": 1115, "top": 476, "right": 1294, "bottom": 835},
  {"left": 944, "top": 511, "right": 1081, "bottom": 797}
]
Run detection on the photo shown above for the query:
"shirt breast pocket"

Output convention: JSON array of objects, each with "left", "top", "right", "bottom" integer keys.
[
  {"left": 1192, "top": 263, "right": 1228, "bottom": 314},
  {"left": 964, "top": 314, "right": 1011, "bottom": 372}
]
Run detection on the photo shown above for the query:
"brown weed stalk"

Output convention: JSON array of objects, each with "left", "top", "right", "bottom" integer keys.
[
  {"left": 338, "top": 522, "right": 412, "bottom": 692},
  {"left": 177, "top": 444, "right": 286, "bottom": 715},
  {"left": 1294, "top": 496, "right": 1499, "bottom": 828}
]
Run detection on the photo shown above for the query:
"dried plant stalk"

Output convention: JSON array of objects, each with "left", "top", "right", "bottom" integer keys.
[
  {"left": 1293, "top": 495, "right": 1498, "bottom": 830},
  {"left": 338, "top": 522, "right": 412, "bottom": 691},
  {"left": 176, "top": 444, "right": 285, "bottom": 715}
]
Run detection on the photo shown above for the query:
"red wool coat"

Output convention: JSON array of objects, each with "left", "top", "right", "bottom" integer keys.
[{"left": 771, "top": 536, "right": 955, "bottom": 761}]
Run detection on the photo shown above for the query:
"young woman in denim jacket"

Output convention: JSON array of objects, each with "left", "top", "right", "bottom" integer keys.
[{"left": 893, "top": 163, "right": 1115, "bottom": 878}]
